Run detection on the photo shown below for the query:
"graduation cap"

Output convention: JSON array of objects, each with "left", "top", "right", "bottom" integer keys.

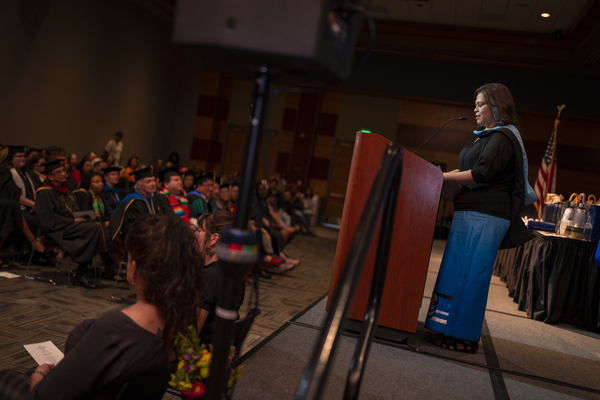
[
  {"left": 41, "top": 159, "right": 65, "bottom": 174},
  {"left": 158, "top": 166, "right": 179, "bottom": 182},
  {"left": 101, "top": 166, "right": 121, "bottom": 174},
  {"left": 196, "top": 171, "right": 215, "bottom": 185},
  {"left": 131, "top": 166, "right": 154, "bottom": 182}
]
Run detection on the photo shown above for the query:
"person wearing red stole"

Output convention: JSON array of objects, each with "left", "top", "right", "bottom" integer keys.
[{"left": 158, "top": 167, "right": 190, "bottom": 224}]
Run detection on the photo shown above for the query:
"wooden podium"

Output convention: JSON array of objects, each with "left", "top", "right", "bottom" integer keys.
[{"left": 326, "top": 131, "right": 443, "bottom": 333}]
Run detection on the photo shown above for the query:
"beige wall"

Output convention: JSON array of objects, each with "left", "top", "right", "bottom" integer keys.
[{"left": 0, "top": 0, "right": 201, "bottom": 166}]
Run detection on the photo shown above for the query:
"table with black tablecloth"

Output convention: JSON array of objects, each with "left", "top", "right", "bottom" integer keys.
[{"left": 493, "top": 231, "right": 600, "bottom": 333}]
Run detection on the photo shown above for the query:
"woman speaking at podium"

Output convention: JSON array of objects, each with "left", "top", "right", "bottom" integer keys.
[{"left": 424, "top": 83, "right": 535, "bottom": 353}]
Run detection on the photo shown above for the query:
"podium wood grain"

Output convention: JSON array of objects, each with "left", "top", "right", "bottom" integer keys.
[{"left": 326, "top": 132, "right": 443, "bottom": 333}]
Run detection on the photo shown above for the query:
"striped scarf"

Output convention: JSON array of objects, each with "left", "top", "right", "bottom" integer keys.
[
  {"left": 159, "top": 187, "right": 190, "bottom": 224},
  {"left": 90, "top": 190, "right": 105, "bottom": 221}
]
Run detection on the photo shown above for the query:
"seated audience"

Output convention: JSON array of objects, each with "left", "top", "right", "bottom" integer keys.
[
  {"left": 91, "top": 158, "right": 106, "bottom": 173},
  {"left": 110, "top": 166, "right": 175, "bottom": 243},
  {"left": 268, "top": 178, "right": 293, "bottom": 228},
  {"left": 194, "top": 211, "right": 245, "bottom": 343},
  {"left": 71, "top": 157, "right": 92, "bottom": 186},
  {"left": 230, "top": 181, "right": 239, "bottom": 206},
  {"left": 285, "top": 182, "right": 312, "bottom": 235},
  {"left": 102, "top": 166, "right": 125, "bottom": 214},
  {"left": 216, "top": 183, "right": 236, "bottom": 214},
  {"left": 0, "top": 199, "right": 44, "bottom": 267},
  {"left": 44, "top": 146, "right": 61, "bottom": 162},
  {"left": 211, "top": 181, "right": 221, "bottom": 208},
  {"left": 0, "top": 146, "right": 48, "bottom": 257},
  {"left": 266, "top": 189, "right": 296, "bottom": 236},
  {"left": 56, "top": 156, "right": 78, "bottom": 190},
  {"left": 28, "top": 154, "right": 46, "bottom": 185},
  {"left": 303, "top": 186, "right": 320, "bottom": 226},
  {"left": 67, "top": 153, "right": 78, "bottom": 173},
  {"left": 187, "top": 172, "right": 217, "bottom": 218},
  {"left": 182, "top": 170, "right": 195, "bottom": 197},
  {"left": 254, "top": 182, "right": 300, "bottom": 267},
  {"left": 158, "top": 167, "right": 190, "bottom": 224},
  {"left": 36, "top": 160, "right": 111, "bottom": 289},
  {"left": 0, "top": 214, "right": 204, "bottom": 399},
  {"left": 122, "top": 156, "right": 140, "bottom": 183},
  {"left": 74, "top": 172, "right": 124, "bottom": 280}
]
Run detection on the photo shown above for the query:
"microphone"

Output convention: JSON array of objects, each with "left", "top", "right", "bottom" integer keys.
[{"left": 413, "top": 117, "right": 468, "bottom": 155}]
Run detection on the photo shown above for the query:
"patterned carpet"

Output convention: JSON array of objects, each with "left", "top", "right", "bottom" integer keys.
[{"left": 0, "top": 226, "right": 339, "bottom": 379}]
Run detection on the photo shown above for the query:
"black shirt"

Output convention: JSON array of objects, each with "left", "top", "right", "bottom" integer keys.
[
  {"left": 453, "top": 131, "right": 515, "bottom": 220},
  {"left": 30, "top": 311, "right": 166, "bottom": 400},
  {"left": 200, "top": 261, "right": 246, "bottom": 344}
]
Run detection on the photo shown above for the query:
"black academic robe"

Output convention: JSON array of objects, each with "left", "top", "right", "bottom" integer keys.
[
  {"left": 109, "top": 193, "right": 175, "bottom": 241},
  {"left": 73, "top": 189, "right": 110, "bottom": 223},
  {"left": 102, "top": 186, "right": 126, "bottom": 215},
  {"left": 0, "top": 166, "right": 39, "bottom": 240},
  {"left": 0, "top": 199, "right": 23, "bottom": 239},
  {"left": 36, "top": 186, "right": 109, "bottom": 263}
]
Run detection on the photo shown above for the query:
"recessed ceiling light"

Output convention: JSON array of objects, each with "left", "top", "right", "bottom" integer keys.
[{"left": 541, "top": 13, "right": 550, "bottom": 18}]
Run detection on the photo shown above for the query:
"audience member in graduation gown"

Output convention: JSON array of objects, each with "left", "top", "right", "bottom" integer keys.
[
  {"left": 157, "top": 167, "right": 190, "bottom": 224},
  {"left": 110, "top": 166, "right": 175, "bottom": 243},
  {"left": 194, "top": 211, "right": 246, "bottom": 344},
  {"left": 181, "top": 170, "right": 195, "bottom": 197},
  {"left": 0, "top": 146, "right": 39, "bottom": 235},
  {"left": 73, "top": 172, "right": 124, "bottom": 280},
  {"left": 424, "top": 83, "right": 535, "bottom": 353},
  {"left": 35, "top": 160, "right": 111, "bottom": 289},
  {"left": 187, "top": 172, "right": 218, "bottom": 218},
  {"left": 0, "top": 215, "right": 205, "bottom": 400},
  {"left": 0, "top": 199, "right": 44, "bottom": 268},
  {"left": 101, "top": 166, "right": 125, "bottom": 214}
]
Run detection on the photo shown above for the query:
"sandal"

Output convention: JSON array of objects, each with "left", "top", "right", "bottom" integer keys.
[{"left": 432, "top": 337, "right": 479, "bottom": 354}]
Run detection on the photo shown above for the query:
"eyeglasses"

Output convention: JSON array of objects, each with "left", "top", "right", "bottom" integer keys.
[{"left": 52, "top": 169, "right": 67, "bottom": 175}]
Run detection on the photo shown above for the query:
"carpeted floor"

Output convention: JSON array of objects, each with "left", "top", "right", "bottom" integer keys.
[
  {"left": 0, "top": 226, "right": 338, "bottom": 398},
  {"left": 232, "top": 239, "right": 600, "bottom": 400}
]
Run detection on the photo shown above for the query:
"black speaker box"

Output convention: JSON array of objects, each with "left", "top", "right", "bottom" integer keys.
[{"left": 172, "top": 0, "right": 363, "bottom": 83}]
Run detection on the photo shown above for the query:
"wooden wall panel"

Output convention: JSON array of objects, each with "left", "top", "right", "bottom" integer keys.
[{"left": 308, "top": 178, "right": 328, "bottom": 197}]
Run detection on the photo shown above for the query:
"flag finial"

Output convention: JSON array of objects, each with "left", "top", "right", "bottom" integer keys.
[{"left": 557, "top": 104, "right": 566, "bottom": 119}]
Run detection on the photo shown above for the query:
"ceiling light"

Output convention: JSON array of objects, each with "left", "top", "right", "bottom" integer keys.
[{"left": 541, "top": 13, "right": 550, "bottom": 18}]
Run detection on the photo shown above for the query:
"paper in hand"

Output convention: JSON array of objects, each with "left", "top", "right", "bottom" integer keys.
[{"left": 23, "top": 341, "right": 64, "bottom": 366}]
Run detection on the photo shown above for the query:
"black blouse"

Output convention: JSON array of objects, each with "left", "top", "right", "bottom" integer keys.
[
  {"left": 30, "top": 311, "right": 166, "bottom": 400},
  {"left": 200, "top": 261, "right": 246, "bottom": 344},
  {"left": 453, "top": 131, "right": 515, "bottom": 220}
]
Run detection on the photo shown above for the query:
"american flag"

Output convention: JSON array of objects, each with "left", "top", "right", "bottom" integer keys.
[{"left": 534, "top": 119, "right": 559, "bottom": 220}]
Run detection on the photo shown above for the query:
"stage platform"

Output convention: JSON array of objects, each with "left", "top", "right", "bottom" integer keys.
[{"left": 233, "top": 240, "right": 600, "bottom": 400}]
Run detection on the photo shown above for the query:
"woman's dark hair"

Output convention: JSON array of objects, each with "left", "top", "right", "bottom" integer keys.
[
  {"left": 76, "top": 156, "right": 91, "bottom": 173},
  {"left": 168, "top": 152, "right": 180, "bottom": 165},
  {"left": 27, "top": 154, "right": 46, "bottom": 170},
  {"left": 127, "top": 156, "right": 139, "bottom": 168},
  {"left": 80, "top": 171, "right": 104, "bottom": 191},
  {"left": 474, "top": 83, "right": 519, "bottom": 129},
  {"left": 1, "top": 147, "right": 25, "bottom": 168},
  {"left": 197, "top": 211, "right": 234, "bottom": 251},
  {"left": 124, "top": 215, "right": 204, "bottom": 356}
]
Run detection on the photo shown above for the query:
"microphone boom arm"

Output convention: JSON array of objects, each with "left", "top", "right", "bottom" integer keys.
[{"left": 412, "top": 117, "right": 467, "bottom": 155}]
